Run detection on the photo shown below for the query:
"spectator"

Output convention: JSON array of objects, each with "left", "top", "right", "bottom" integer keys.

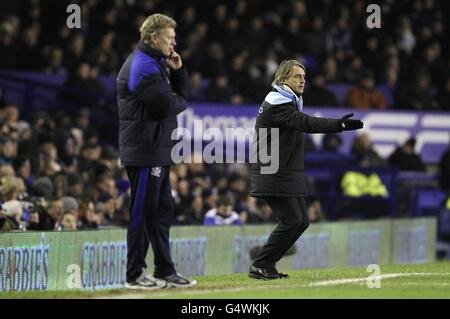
[
  {"left": 47, "top": 199, "right": 64, "bottom": 230},
  {"left": 0, "top": 208, "right": 20, "bottom": 231},
  {"left": 89, "top": 31, "right": 119, "bottom": 75},
  {"left": 174, "top": 178, "right": 193, "bottom": 219},
  {"left": 97, "top": 193, "right": 121, "bottom": 227},
  {"left": 199, "top": 42, "right": 226, "bottom": 79},
  {"left": 78, "top": 198, "right": 100, "bottom": 229},
  {"left": 331, "top": 16, "right": 352, "bottom": 52},
  {"left": 395, "top": 70, "right": 438, "bottom": 110},
  {"left": 16, "top": 26, "right": 42, "bottom": 71},
  {"left": 322, "top": 56, "right": 340, "bottom": 83},
  {"left": 204, "top": 194, "right": 241, "bottom": 225},
  {"left": 59, "top": 61, "right": 106, "bottom": 106},
  {"left": 388, "top": 138, "right": 426, "bottom": 171},
  {"left": 0, "top": 21, "right": 17, "bottom": 69},
  {"left": 304, "top": 16, "right": 331, "bottom": 58},
  {"left": 322, "top": 133, "right": 343, "bottom": 153},
  {"left": 66, "top": 173, "right": 84, "bottom": 198},
  {"left": 307, "top": 199, "right": 325, "bottom": 223},
  {"left": 235, "top": 195, "right": 258, "bottom": 224},
  {"left": 361, "top": 36, "right": 382, "bottom": 72},
  {"left": 1, "top": 103, "right": 20, "bottom": 129},
  {"left": 185, "top": 195, "right": 204, "bottom": 225},
  {"left": 63, "top": 34, "right": 85, "bottom": 70},
  {"left": 1, "top": 175, "right": 26, "bottom": 227},
  {"left": 303, "top": 73, "right": 339, "bottom": 106},
  {"left": 206, "top": 73, "right": 234, "bottom": 103},
  {"left": 73, "top": 108, "right": 91, "bottom": 131},
  {"left": 61, "top": 212, "right": 78, "bottom": 230},
  {"left": 0, "top": 138, "right": 17, "bottom": 165},
  {"left": 346, "top": 70, "right": 387, "bottom": 109},
  {"left": 13, "top": 156, "right": 32, "bottom": 185},
  {"left": 62, "top": 196, "right": 80, "bottom": 225},
  {"left": 342, "top": 55, "right": 364, "bottom": 84},
  {"left": 188, "top": 71, "right": 207, "bottom": 102},
  {"left": 29, "top": 176, "right": 53, "bottom": 198},
  {"left": 397, "top": 17, "right": 416, "bottom": 55},
  {"left": 39, "top": 140, "right": 61, "bottom": 176},
  {"left": 42, "top": 45, "right": 67, "bottom": 75},
  {"left": 351, "top": 133, "right": 385, "bottom": 167},
  {"left": 245, "top": 198, "right": 277, "bottom": 224}
]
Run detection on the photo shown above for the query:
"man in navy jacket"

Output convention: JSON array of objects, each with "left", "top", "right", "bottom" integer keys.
[{"left": 117, "top": 13, "right": 196, "bottom": 289}]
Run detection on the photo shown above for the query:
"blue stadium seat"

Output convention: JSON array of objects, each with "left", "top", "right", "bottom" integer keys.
[{"left": 412, "top": 189, "right": 446, "bottom": 217}]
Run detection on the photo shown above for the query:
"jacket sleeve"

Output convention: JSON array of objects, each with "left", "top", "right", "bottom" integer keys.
[
  {"left": 135, "top": 73, "right": 187, "bottom": 119},
  {"left": 271, "top": 103, "right": 342, "bottom": 133},
  {"left": 171, "top": 66, "right": 189, "bottom": 98}
]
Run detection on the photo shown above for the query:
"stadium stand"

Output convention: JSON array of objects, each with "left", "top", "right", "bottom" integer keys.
[{"left": 0, "top": 0, "right": 449, "bottom": 247}]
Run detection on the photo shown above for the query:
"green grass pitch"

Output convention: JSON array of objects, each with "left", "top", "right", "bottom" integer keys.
[{"left": 2, "top": 261, "right": 450, "bottom": 299}]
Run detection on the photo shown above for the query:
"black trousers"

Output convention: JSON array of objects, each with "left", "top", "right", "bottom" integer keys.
[
  {"left": 252, "top": 196, "right": 310, "bottom": 269},
  {"left": 125, "top": 166, "right": 176, "bottom": 282}
]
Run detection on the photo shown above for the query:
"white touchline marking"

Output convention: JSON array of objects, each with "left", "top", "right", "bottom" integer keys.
[
  {"left": 97, "top": 272, "right": 450, "bottom": 299},
  {"left": 308, "top": 272, "right": 450, "bottom": 287}
]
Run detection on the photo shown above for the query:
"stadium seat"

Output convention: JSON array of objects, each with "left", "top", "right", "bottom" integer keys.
[{"left": 411, "top": 189, "right": 447, "bottom": 217}]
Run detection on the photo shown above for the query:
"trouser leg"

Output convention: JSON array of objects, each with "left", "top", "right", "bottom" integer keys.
[
  {"left": 252, "top": 196, "right": 309, "bottom": 268},
  {"left": 126, "top": 166, "right": 175, "bottom": 281},
  {"left": 126, "top": 166, "right": 155, "bottom": 282},
  {"left": 149, "top": 166, "right": 176, "bottom": 278}
]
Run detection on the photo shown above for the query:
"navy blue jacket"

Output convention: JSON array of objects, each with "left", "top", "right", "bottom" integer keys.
[{"left": 117, "top": 41, "right": 188, "bottom": 166}]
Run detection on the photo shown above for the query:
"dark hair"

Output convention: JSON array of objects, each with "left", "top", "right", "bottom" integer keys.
[{"left": 217, "top": 194, "right": 233, "bottom": 207}]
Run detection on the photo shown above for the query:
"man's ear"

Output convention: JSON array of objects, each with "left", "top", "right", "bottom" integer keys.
[{"left": 150, "top": 32, "right": 158, "bottom": 45}]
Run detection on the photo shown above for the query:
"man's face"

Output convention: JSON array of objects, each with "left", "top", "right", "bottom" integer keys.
[
  {"left": 284, "top": 65, "right": 306, "bottom": 96},
  {"left": 152, "top": 27, "right": 176, "bottom": 57}
]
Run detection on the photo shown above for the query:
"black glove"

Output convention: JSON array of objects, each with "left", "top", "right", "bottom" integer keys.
[{"left": 339, "top": 113, "right": 364, "bottom": 131}]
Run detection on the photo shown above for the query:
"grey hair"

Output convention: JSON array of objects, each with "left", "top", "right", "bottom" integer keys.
[
  {"left": 271, "top": 59, "right": 306, "bottom": 87},
  {"left": 140, "top": 13, "right": 177, "bottom": 44}
]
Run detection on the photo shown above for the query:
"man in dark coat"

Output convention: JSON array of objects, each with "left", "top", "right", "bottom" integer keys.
[
  {"left": 388, "top": 138, "right": 426, "bottom": 172},
  {"left": 117, "top": 13, "right": 196, "bottom": 289},
  {"left": 249, "top": 59, "right": 364, "bottom": 280}
]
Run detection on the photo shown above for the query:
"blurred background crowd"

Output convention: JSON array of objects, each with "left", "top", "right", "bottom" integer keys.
[
  {"left": 0, "top": 0, "right": 449, "bottom": 233},
  {"left": 0, "top": 0, "right": 449, "bottom": 109}
]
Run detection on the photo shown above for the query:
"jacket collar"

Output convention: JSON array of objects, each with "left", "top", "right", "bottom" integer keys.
[{"left": 137, "top": 40, "right": 166, "bottom": 59}]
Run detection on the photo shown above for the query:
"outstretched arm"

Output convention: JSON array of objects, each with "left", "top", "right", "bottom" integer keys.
[{"left": 271, "top": 104, "right": 364, "bottom": 133}]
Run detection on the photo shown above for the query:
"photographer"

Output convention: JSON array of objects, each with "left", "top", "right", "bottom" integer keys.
[
  {"left": 20, "top": 196, "right": 54, "bottom": 231},
  {"left": 1, "top": 175, "right": 26, "bottom": 230}
]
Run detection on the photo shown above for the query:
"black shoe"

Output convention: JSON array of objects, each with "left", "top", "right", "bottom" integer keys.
[
  {"left": 278, "top": 272, "right": 289, "bottom": 278},
  {"left": 248, "top": 265, "right": 279, "bottom": 280},
  {"left": 155, "top": 273, "right": 197, "bottom": 288}
]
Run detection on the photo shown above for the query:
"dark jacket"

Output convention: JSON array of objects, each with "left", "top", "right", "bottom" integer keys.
[
  {"left": 388, "top": 147, "right": 425, "bottom": 172},
  {"left": 250, "top": 85, "right": 342, "bottom": 197},
  {"left": 117, "top": 41, "right": 188, "bottom": 166}
]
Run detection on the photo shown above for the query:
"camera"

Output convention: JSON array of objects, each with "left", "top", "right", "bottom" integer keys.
[{"left": 19, "top": 196, "right": 47, "bottom": 221}]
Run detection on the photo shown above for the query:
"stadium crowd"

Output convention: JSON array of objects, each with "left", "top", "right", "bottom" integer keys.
[
  {"left": 0, "top": 0, "right": 450, "bottom": 231},
  {"left": 0, "top": 94, "right": 448, "bottom": 232},
  {"left": 0, "top": 0, "right": 449, "bottom": 109},
  {"left": 0, "top": 96, "right": 284, "bottom": 231}
]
